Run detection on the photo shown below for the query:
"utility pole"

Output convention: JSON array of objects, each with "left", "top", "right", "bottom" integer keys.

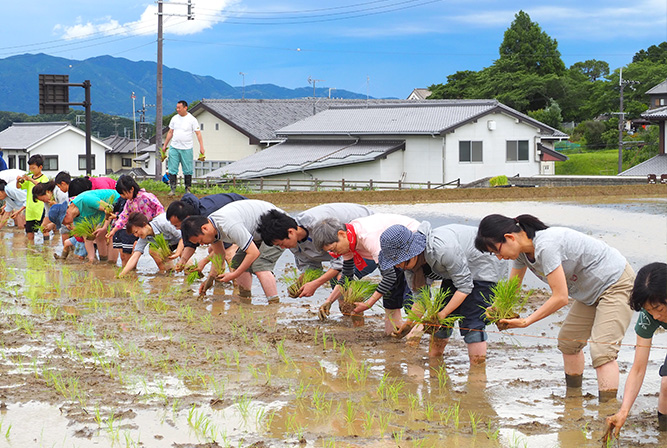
[
  {"left": 308, "top": 76, "right": 325, "bottom": 98},
  {"left": 132, "top": 92, "right": 138, "bottom": 163},
  {"left": 617, "top": 68, "right": 639, "bottom": 174},
  {"left": 155, "top": 0, "right": 164, "bottom": 180},
  {"left": 239, "top": 72, "right": 246, "bottom": 99}
]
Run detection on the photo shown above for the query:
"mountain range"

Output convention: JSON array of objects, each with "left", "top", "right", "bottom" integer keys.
[{"left": 0, "top": 53, "right": 371, "bottom": 117}]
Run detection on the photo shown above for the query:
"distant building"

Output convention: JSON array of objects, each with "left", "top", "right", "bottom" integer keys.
[
  {"left": 204, "top": 99, "right": 569, "bottom": 186},
  {"left": 0, "top": 122, "right": 108, "bottom": 176},
  {"left": 407, "top": 89, "right": 432, "bottom": 100},
  {"left": 103, "top": 135, "right": 155, "bottom": 176}
]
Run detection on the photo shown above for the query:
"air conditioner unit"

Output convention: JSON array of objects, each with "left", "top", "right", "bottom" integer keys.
[{"left": 487, "top": 120, "right": 496, "bottom": 131}]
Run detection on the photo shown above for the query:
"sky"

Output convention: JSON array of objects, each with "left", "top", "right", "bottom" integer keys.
[{"left": 3, "top": 0, "right": 666, "bottom": 99}]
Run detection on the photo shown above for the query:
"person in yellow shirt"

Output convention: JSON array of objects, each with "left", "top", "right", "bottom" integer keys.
[{"left": 16, "top": 154, "right": 49, "bottom": 242}]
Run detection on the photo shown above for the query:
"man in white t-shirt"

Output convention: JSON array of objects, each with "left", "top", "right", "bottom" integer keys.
[{"left": 162, "top": 100, "right": 205, "bottom": 196}]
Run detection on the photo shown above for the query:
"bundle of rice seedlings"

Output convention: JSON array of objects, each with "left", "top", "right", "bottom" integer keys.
[
  {"left": 282, "top": 267, "right": 324, "bottom": 298},
  {"left": 483, "top": 276, "right": 529, "bottom": 330},
  {"left": 160, "top": 147, "right": 168, "bottom": 161},
  {"left": 71, "top": 215, "right": 104, "bottom": 240},
  {"left": 338, "top": 278, "right": 376, "bottom": 316},
  {"left": 186, "top": 269, "right": 203, "bottom": 285},
  {"left": 149, "top": 234, "right": 173, "bottom": 261},
  {"left": 210, "top": 254, "right": 226, "bottom": 276},
  {"left": 406, "top": 286, "right": 464, "bottom": 334},
  {"left": 98, "top": 196, "right": 116, "bottom": 215}
]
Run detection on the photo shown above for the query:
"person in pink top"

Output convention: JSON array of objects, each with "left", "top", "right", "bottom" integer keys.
[
  {"left": 68, "top": 176, "right": 118, "bottom": 197},
  {"left": 105, "top": 175, "right": 164, "bottom": 240},
  {"left": 90, "top": 176, "right": 117, "bottom": 190},
  {"left": 311, "top": 214, "right": 419, "bottom": 334}
]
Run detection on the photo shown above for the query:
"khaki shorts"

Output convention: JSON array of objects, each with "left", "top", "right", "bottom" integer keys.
[
  {"left": 231, "top": 242, "right": 283, "bottom": 274},
  {"left": 558, "top": 263, "right": 635, "bottom": 368}
]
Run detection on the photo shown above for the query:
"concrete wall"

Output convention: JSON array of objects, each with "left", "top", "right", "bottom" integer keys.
[{"left": 194, "top": 110, "right": 265, "bottom": 163}]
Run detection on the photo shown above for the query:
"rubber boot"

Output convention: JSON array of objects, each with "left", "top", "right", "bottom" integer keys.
[
  {"left": 659, "top": 411, "right": 667, "bottom": 431},
  {"left": 565, "top": 373, "right": 583, "bottom": 388},
  {"left": 598, "top": 389, "right": 617, "bottom": 403},
  {"left": 184, "top": 174, "right": 192, "bottom": 194},
  {"left": 168, "top": 174, "right": 177, "bottom": 197}
]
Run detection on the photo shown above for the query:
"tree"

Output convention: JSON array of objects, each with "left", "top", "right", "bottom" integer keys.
[
  {"left": 570, "top": 60, "right": 610, "bottom": 81},
  {"left": 528, "top": 101, "right": 563, "bottom": 129},
  {"left": 632, "top": 42, "right": 667, "bottom": 63},
  {"left": 498, "top": 11, "right": 565, "bottom": 76}
]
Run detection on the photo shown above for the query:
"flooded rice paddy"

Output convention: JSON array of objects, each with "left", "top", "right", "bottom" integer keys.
[{"left": 0, "top": 198, "right": 665, "bottom": 447}]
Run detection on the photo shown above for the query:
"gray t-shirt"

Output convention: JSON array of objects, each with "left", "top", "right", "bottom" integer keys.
[
  {"left": 512, "top": 227, "right": 626, "bottom": 306},
  {"left": 207, "top": 199, "right": 282, "bottom": 250},
  {"left": 422, "top": 222, "right": 507, "bottom": 294},
  {"left": 134, "top": 213, "right": 182, "bottom": 254},
  {"left": 292, "top": 203, "right": 373, "bottom": 271}
]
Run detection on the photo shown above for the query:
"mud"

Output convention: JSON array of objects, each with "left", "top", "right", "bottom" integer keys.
[{"left": 0, "top": 193, "right": 665, "bottom": 447}]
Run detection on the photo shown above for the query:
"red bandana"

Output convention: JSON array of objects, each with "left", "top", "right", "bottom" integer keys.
[{"left": 328, "top": 224, "right": 368, "bottom": 270}]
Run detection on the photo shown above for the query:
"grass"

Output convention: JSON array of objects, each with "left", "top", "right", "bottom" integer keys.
[
  {"left": 483, "top": 277, "right": 529, "bottom": 325},
  {"left": 555, "top": 149, "right": 627, "bottom": 175},
  {"left": 406, "top": 286, "right": 463, "bottom": 334},
  {"left": 71, "top": 215, "right": 104, "bottom": 240},
  {"left": 149, "top": 234, "right": 173, "bottom": 261},
  {"left": 282, "top": 267, "right": 324, "bottom": 298}
]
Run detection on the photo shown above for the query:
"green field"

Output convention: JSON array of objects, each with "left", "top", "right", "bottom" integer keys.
[{"left": 555, "top": 149, "right": 629, "bottom": 175}]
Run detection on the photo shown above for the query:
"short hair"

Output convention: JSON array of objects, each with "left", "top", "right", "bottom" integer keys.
[
  {"left": 181, "top": 215, "right": 209, "bottom": 242},
  {"left": 32, "top": 180, "right": 56, "bottom": 202},
  {"left": 126, "top": 212, "right": 149, "bottom": 233},
  {"left": 178, "top": 100, "right": 188, "bottom": 109},
  {"left": 166, "top": 200, "right": 197, "bottom": 223},
  {"left": 475, "top": 214, "right": 549, "bottom": 253},
  {"left": 28, "top": 154, "right": 44, "bottom": 167},
  {"left": 54, "top": 171, "right": 71, "bottom": 185},
  {"left": 310, "top": 217, "right": 346, "bottom": 250},
  {"left": 116, "top": 175, "right": 141, "bottom": 198},
  {"left": 629, "top": 262, "right": 667, "bottom": 311},
  {"left": 258, "top": 209, "right": 297, "bottom": 246},
  {"left": 0, "top": 179, "right": 6, "bottom": 192},
  {"left": 68, "top": 177, "right": 93, "bottom": 197}
]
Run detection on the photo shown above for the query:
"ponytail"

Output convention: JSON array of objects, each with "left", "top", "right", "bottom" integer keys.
[{"left": 475, "top": 213, "right": 548, "bottom": 253}]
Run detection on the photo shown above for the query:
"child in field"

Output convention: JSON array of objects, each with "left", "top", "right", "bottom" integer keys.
[
  {"left": 604, "top": 262, "right": 667, "bottom": 439},
  {"left": 49, "top": 203, "right": 87, "bottom": 260},
  {"left": 180, "top": 199, "right": 284, "bottom": 301},
  {"left": 0, "top": 178, "right": 26, "bottom": 229},
  {"left": 32, "top": 179, "right": 70, "bottom": 242},
  {"left": 257, "top": 204, "right": 375, "bottom": 300},
  {"left": 16, "top": 154, "right": 49, "bottom": 242},
  {"left": 63, "top": 189, "right": 119, "bottom": 262},
  {"left": 380, "top": 223, "right": 507, "bottom": 363},
  {"left": 53, "top": 171, "right": 71, "bottom": 196},
  {"left": 475, "top": 213, "right": 635, "bottom": 401},
  {"left": 105, "top": 175, "right": 164, "bottom": 241},
  {"left": 118, "top": 212, "right": 183, "bottom": 277},
  {"left": 311, "top": 214, "right": 417, "bottom": 334},
  {"left": 67, "top": 175, "right": 117, "bottom": 197}
]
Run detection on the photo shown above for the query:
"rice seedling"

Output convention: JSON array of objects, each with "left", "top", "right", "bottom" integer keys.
[
  {"left": 159, "top": 146, "right": 168, "bottom": 161},
  {"left": 338, "top": 279, "right": 376, "bottom": 322},
  {"left": 362, "top": 411, "right": 374, "bottom": 433},
  {"left": 209, "top": 253, "right": 226, "bottom": 276},
  {"left": 483, "top": 276, "right": 529, "bottom": 330},
  {"left": 405, "top": 286, "right": 464, "bottom": 335},
  {"left": 485, "top": 420, "right": 500, "bottom": 440},
  {"left": 468, "top": 410, "right": 479, "bottom": 434},
  {"left": 98, "top": 196, "right": 116, "bottom": 215},
  {"left": 344, "top": 399, "right": 356, "bottom": 424},
  {"left": 71, "top": 215, "right": 104, "bottom": 240},
  {"left": 282, "top": 267, "right": 324, "bottom": 298},
  {"left": 149, "top": 234, "right": 173, "bottom": 261},
  {"left": 186, "top": 269, "right": 204, "bottom": 285},
  {"left": 235, "top": 393, "right": 252, "bottom": 420},
  {"left": 431, "top": 364, "right": 448, "bottom": 391},
  {"left": 452, "top": 402, "right": 460, "bottom": 429},
  {"left": 424, "top": 401, "right": 435, "bottom": 421},
  {"left": 377, "top": 412, "right": 390, "bottom": 437}
]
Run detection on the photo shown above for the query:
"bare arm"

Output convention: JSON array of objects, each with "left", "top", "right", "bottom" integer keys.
[
  {"left": 299, "top": 268, "right": 340, "bottom": 297},
  {"left": 219, "top": 241, "right": 260, "bottom": 281},
  {"left": 195, "top": 130, "right": 204, "bottom": 155},
  {"left": 163, "top": 129, "right": 174, "bottom": 148},
  {"left": 119, "top": 251, "right": 142, "bottom": 277}
]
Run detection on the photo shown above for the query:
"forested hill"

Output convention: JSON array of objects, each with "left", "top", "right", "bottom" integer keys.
[{"left": 0, "top": 53, "right": 368, "bottom": 117}]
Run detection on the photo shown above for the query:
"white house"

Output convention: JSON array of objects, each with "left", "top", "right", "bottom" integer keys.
[
  {"left": 103, "top": 134, "right": 157, "bottom": 176},
  {"left": 0, "top": 122, "right": 109, "bottom": 176},
  {"left": 204, "top": 100, "right": 568, "bottom": 186}
]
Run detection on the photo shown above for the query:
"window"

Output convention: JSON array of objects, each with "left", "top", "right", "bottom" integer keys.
[
  {"left": 8, "top": 155, "right": 15, "bottom": 169},
  {"left": 19, "top": 155, "right": 26, "bottom": 171},
  {"left": 215, "top": 123, "right": 219, "bottom": 131},
  {"left": 200, "top": 123, "right": 204, "bottom": 131},
  {"left": 459, "top": 141, "right": 483, "bottom": 163},
  {"left": 506, "top": 140, "right": 529, "bottom": 161},
  {"left": 78, "top": 155, "right": 96, "bottom": 171},
  {"left": 43, "top": 155, "right": 58, "bottom": 171},
  {"left": 122, "top": 158, "right": 133, "bottom": 167}
]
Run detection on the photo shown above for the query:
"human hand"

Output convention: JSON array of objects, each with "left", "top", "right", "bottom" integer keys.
[
  {"left": 353, "top": 302, "right": 370, "bottom": 314},
  {"left": 298, "top": 280, "right": 319, "bottom": 297},
  {"left": 217, "top": 272, "right": 234, "bottom": 283},
  {"left": 603, "top": 412, "right": 627, "bottom": 443},
  {"left": 497, "top": 317, "right": 528, "bottom": 329},
  {"left": 318, "top": 301, "right": 332, "bottom": 321},
  {"left": 392, "top": 322, "right": 414, "bottom": 339},
  {"left": 93, "top": 227, "right": 106, "bottom": 239}
]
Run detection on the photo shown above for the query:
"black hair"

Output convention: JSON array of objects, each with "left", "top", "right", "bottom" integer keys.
[
  {"left": 257, "top": 209, "right": 298, "bottom": 246},
  {"left": 28, "top": 154, "right": 44, "bottom": 167},
  {"left": 181, "top": 215, "right": 209, "bottom": 243},
  {"left": 54, "top": 171, "right": 71, "bottom": 185},
  {"left": 68, "top": 177, "right": 93, "bottom": 197},
  {"left": 178, "top": 100, "right": 188, "bottom": 108},
  {"left": 32, "top": 180, "right": 56, "bottom": 202},
  {"left": 126, "top": 212, "right": 149, "bottom": 233},
  {"left": 475, "top": 214, "right": 549, "bottom": 253},
  {"left": 0, "top": 179, "right": 6, "bottom": 192},
  {"left": 166, "top": 200, "right": 198, "bottom": 223},
  {"left": 116, "top": 175, "right": 141, "bottom": 198},
  {"left": 629, "top": 262, "right": 667, "bottom": 312}
]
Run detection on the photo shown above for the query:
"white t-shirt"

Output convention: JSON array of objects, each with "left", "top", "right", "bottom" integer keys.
[
  {"left": 207, "top": 200, "right": 283, "bottom": 251},
  {"left": 168, "top": 112, "right": 200, "bottom": 149}
]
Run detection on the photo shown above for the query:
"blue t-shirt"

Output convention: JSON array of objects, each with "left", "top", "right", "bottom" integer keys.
[{"left": 635, "top": 308, "right": 667, "bottom": 339}]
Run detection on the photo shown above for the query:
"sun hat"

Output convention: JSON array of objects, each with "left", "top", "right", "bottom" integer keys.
[
  {"left": 378, "top": 224, "right": 427, "bottom": 271},
  {"left": 48, "top": 202, "right": 67, "bottom": 230}
]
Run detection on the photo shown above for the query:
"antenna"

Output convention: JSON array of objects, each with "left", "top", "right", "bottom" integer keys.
[
  {"left": 308, "top": 76, "right": 325, "bottom": 98},
  {"left": 239, "top": 72, "right": 246, "bottom": 99}
]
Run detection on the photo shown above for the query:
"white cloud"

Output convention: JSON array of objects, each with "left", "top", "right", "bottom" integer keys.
[{"left": 55, "top": 0, "right": 236, "bottom": 40}]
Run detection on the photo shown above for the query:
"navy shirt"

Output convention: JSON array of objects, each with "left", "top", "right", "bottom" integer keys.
[{"left": 181, "top": 193, "right": 247, "bottom": 248}]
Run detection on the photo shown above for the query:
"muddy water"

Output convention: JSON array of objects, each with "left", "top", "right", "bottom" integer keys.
[{"left": 0, "top": 198, "right": 665, "bottom": 448}]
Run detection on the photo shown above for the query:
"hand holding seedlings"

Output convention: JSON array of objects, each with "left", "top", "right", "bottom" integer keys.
[
  {"left": 391, "top": 321, "right": 414, "bottom": 339},
  {"left": 353, "top": 301, "right": 371, "bottom": 314},
  {"left": 602, "top": 414, "right": 623, "bottom": 443},
  {"left": 318, "top": 301, "right": 332, "bottom": 320}
]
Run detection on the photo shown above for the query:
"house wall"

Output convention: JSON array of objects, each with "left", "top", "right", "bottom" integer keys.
[
  {"left": 4, "top": 130, "right": 106, "bottom": 177},
  {"left": 194, "top": 110, "right": 265, "bottom": 163},
  {"left": 442, "top": 112, "right": 541, "bottom": 183},
  {"left": 106, "top": 154, "right": 136, "bottom": 174}
]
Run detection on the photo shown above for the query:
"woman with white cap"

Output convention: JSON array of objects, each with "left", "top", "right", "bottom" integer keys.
[{"left": 380, "top": 222, "right": 506, "bottom": 363}]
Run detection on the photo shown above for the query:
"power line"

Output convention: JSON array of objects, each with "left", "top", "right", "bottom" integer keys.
[{"left": 196, "top": 0, "right": 416, "bottom": 15}]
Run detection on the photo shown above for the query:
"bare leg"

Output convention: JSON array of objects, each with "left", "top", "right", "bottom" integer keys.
[
  {"left": 84, "top": 239, "right": 96, "bottom": 262},
  {"left": 563, "top": 351, "right": 585, "bottom": 376},
  {"left": 467, "top": 341, "right": 487, "bottom": 365},
  {"left": 429, "top": 336, "right": 448, "bottom": 358},
  {"left": 659, "top": 376, "right": 667, "bottom": 414},
  {"left": 236, "top": 271, "right": 254, "bottom": 291},
  {"left": 384, "top": 308, "right": 403, "bottom": 335},
  {"left": 595, "top": 359, "right": 620, "bottom": 397},
  {"left": 27, "top": 231, "right": 35, "bottom": 242},
  {"left": 120, "top": 252, "right": 132, "bottom": 267},
  {"left": 95, "top": 234, "right": 108, "bottom": 258},
  {"left": 255, "top": 270, "right": 277, "bottom": 297}
]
